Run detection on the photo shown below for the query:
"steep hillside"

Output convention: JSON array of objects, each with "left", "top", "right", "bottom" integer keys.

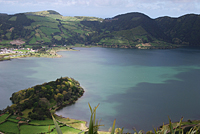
[
  {"left": 0, "top": 10, "right": 102, "bottom": 48},
  {"left": 81, "top": 12, "right": 173, "bottom": 48},
  {"left": 156, "top": 14, "right": 200, "bottom": 46}
]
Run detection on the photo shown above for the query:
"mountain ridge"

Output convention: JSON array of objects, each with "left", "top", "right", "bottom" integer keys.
[{"left": 0, "top": 10, "right": 200, "bottom": 49}]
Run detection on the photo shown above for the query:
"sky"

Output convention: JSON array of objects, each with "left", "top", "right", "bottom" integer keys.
[{"left": 0, "top": 0, "right": 200, "bottom": 19}]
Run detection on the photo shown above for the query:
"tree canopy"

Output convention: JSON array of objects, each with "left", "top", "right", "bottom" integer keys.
[{"left": 9, "top": 77, "right": 84, "bottom": 120}]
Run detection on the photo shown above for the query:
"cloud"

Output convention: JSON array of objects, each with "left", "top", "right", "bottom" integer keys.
[
  {"left": 0, "top": 0, "right": 199, "bottom": 18},
  {"left": 0, "top": 0, "right": 199, "bottom": 8}
]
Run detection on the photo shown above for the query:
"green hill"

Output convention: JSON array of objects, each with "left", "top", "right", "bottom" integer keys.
[
  {"left": 156, "top": 14, "right": 200, "bottom": 46},
  {"left": 0, "top": 10, "right": 102, "bottom": 48},
  {"left": 0, "top": 10, "right": 200, "bottom": 49},
  {"left": 81, "top": 12, "right": 173, "bottom": 48}
]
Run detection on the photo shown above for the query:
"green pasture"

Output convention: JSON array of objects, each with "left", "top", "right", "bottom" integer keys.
[
  {"left": 27, "top": 15, "right": 56, "bottom": 22},
  {"left": 7, "top": 115, "right": 20, "bottom": 123},
  {"left": 53, "top": 35, "right": 62, "bottom": 41},
  {"left": 60, "top": 29, "right": 72, "bottom": 37},
  {"left": 0, "top": 114, "right": 9, "bottom": 122},
  {"left": 22, "top": 108, "right": 32, "bottom": 118},
  {"left": 61, "top": 16, "right": 102, "bottom": 22},
  {"left": 29, "top": 37, "right": 37, "bottom": 44},
  {"left": 47, "top": 14, "right": 62, "bottom": 20},
  {"left": 35, "top": 33, "right": 43, "bottom": 42},
  {"left": 9, "top": 16, "right": 17, "bottom": 21},
  {"left": 31, "top": 22, "right": 59, "bottom": 29},
  {"left": 38, "top": 30, "right": 47, "bottom": 38},
  {"left": 13, "top": 49, "right": 30, "bottom": 52},
  {"left": 62, "top": 25, "right": 77, "bottom": 30},
  {"left": 0, "top": 121, "right": 20, "bottom": 134},
  {"left": 43, "top": 37, "right": 51, "bottom": 42},
  {"left": 55, "top": 115, "right": 87, "bottom": 130},
  {"left": 36, "top": 36, "right": 42, "bottom": 42},
  {"left": 20, "top": 124, "right": 55, "bottom": 134},
  {"left": 39, "top": 26, "right": 60, "bottom": 36},
  {"left": 51, "top": 126, "right": 82, "bottom": 134},
  {"left": 29, "top": 118, "right": 54, "bottom": 125}
]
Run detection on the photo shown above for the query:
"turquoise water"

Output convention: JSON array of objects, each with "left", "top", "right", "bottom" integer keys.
[{"left": 1, "top": 47, "right": 200, "bottom": 132}]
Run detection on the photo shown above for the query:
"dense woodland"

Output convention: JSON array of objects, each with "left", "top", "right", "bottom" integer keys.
[
  {"left": 0, "top": 10, "right": 200, "bottom": 49},
  {"left": 2, "top": 77, "right": 84, "bottom": 120}
]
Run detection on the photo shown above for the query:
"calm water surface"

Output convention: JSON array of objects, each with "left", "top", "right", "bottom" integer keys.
[{"left": 0, "top": 47, "right": 200, "bottom": 132}]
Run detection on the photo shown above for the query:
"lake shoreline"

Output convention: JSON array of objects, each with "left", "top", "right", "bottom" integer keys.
[
  {"left": 0, "top": 45, "right": 189, "bottom": 62},
  {"left": 0, "top": 47, "right": 78, "bottom": 61}
]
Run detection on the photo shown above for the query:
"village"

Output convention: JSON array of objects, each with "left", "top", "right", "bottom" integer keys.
[
  {"left": 0, "top": 48, "right": 36, "bottom": 54},
  {"left": 0, "top": 48, "right": 38, "bottom": 60}
]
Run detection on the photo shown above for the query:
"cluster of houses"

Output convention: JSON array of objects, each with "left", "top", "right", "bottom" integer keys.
[{"left": 0, "top": 48, "right": 36, "bottom": 54}]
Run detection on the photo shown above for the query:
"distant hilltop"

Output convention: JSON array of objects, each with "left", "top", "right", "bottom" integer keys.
[{"left": 0, "top": 10, "right": 200, "bottom": 49}]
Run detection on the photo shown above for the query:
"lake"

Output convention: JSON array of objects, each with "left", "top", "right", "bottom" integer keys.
[{"left": 0, "top": 47, "right": 200, "bottom": 132}]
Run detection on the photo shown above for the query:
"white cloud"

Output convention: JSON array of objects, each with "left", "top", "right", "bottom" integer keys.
[{"left": 0, "top": 0, "right": 199, "bottom": 18}]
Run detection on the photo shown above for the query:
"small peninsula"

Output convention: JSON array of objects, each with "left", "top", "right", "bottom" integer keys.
[
  {"left": 0, "top": 46, "right": 77, "bottom": 61},
  {"left": 0, "top": 77, "right": 85, "bottom": 134},
  {"left": 10, "top": 76, "right": 84, "bottom": 118}
]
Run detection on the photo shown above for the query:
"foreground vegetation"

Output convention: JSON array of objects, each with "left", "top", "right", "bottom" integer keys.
[
  {"left": 1, "top": 100, "right": 200, "bottom": 133},
  {"left": 0, "top": 113, "right": 87, "bottom": 134},
  {"left": 51, "top": 103, "right": 200, "bottom": 134}
]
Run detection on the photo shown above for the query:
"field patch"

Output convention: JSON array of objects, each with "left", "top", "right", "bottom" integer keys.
[
  {"left": 51, "top": 126, "right": 82, "bottom": 134},
  {"left": 20, "top": 124, "right": 55, "bottom": 134},
  {"left": 0, "top": 114, "right": 9, "bottom": 123},
  {"left": 0, "top": 121, "right": 20, "bottom": 134},
  {"left": 55, "top": 115, "right": 87, "bottom": 130},
  {"left": 29, "top": 119, "right": 54, "bottom": 125}
]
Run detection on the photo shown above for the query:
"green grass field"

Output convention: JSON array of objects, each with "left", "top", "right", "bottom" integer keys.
[
  {"left": 22, "top": 108, "right": 32, "bottom": 118},
  {"left": 55, "top": 115, "right": 87, "bottom": 130},
  {"left": 43, "top": 37, "right": 52, "bottom": 42},
  {"left": 29, "top": 119, "right": 54, "bottom": 125},
  {"left": 27, "top": 15, "right": 56, "bottom": 22},
  {"left": 7, "top": 116, "right": 19, "bottom": 123},
  {"left": 0, "top": 121, "right": 20, "bottom": 134},
  {"left": 39, "top": 26, "right": 60, "bottom": 36},
  {"left": 20, "top": 124, "right": 55, "bottom": 134},
  {"left": 29, "top": 37, "right": 37, "bottom": 44},
  {"left": 53, "top": 35, "right": 62, "bottom": 40},
  {"left": 31, "top": 22, "right": 59, "bottom": 29},
  {"left": 0, "top": 114, "right": 9, "bottom": 122},
  {"left": 13, "top": 49, "right": 30, "bottom": 53},
  {"left": 9, "top": 16, "right": 17, "bottom": 21},
  {"left": 51, "top": 126, "right": 82, "bottom": 134}
]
